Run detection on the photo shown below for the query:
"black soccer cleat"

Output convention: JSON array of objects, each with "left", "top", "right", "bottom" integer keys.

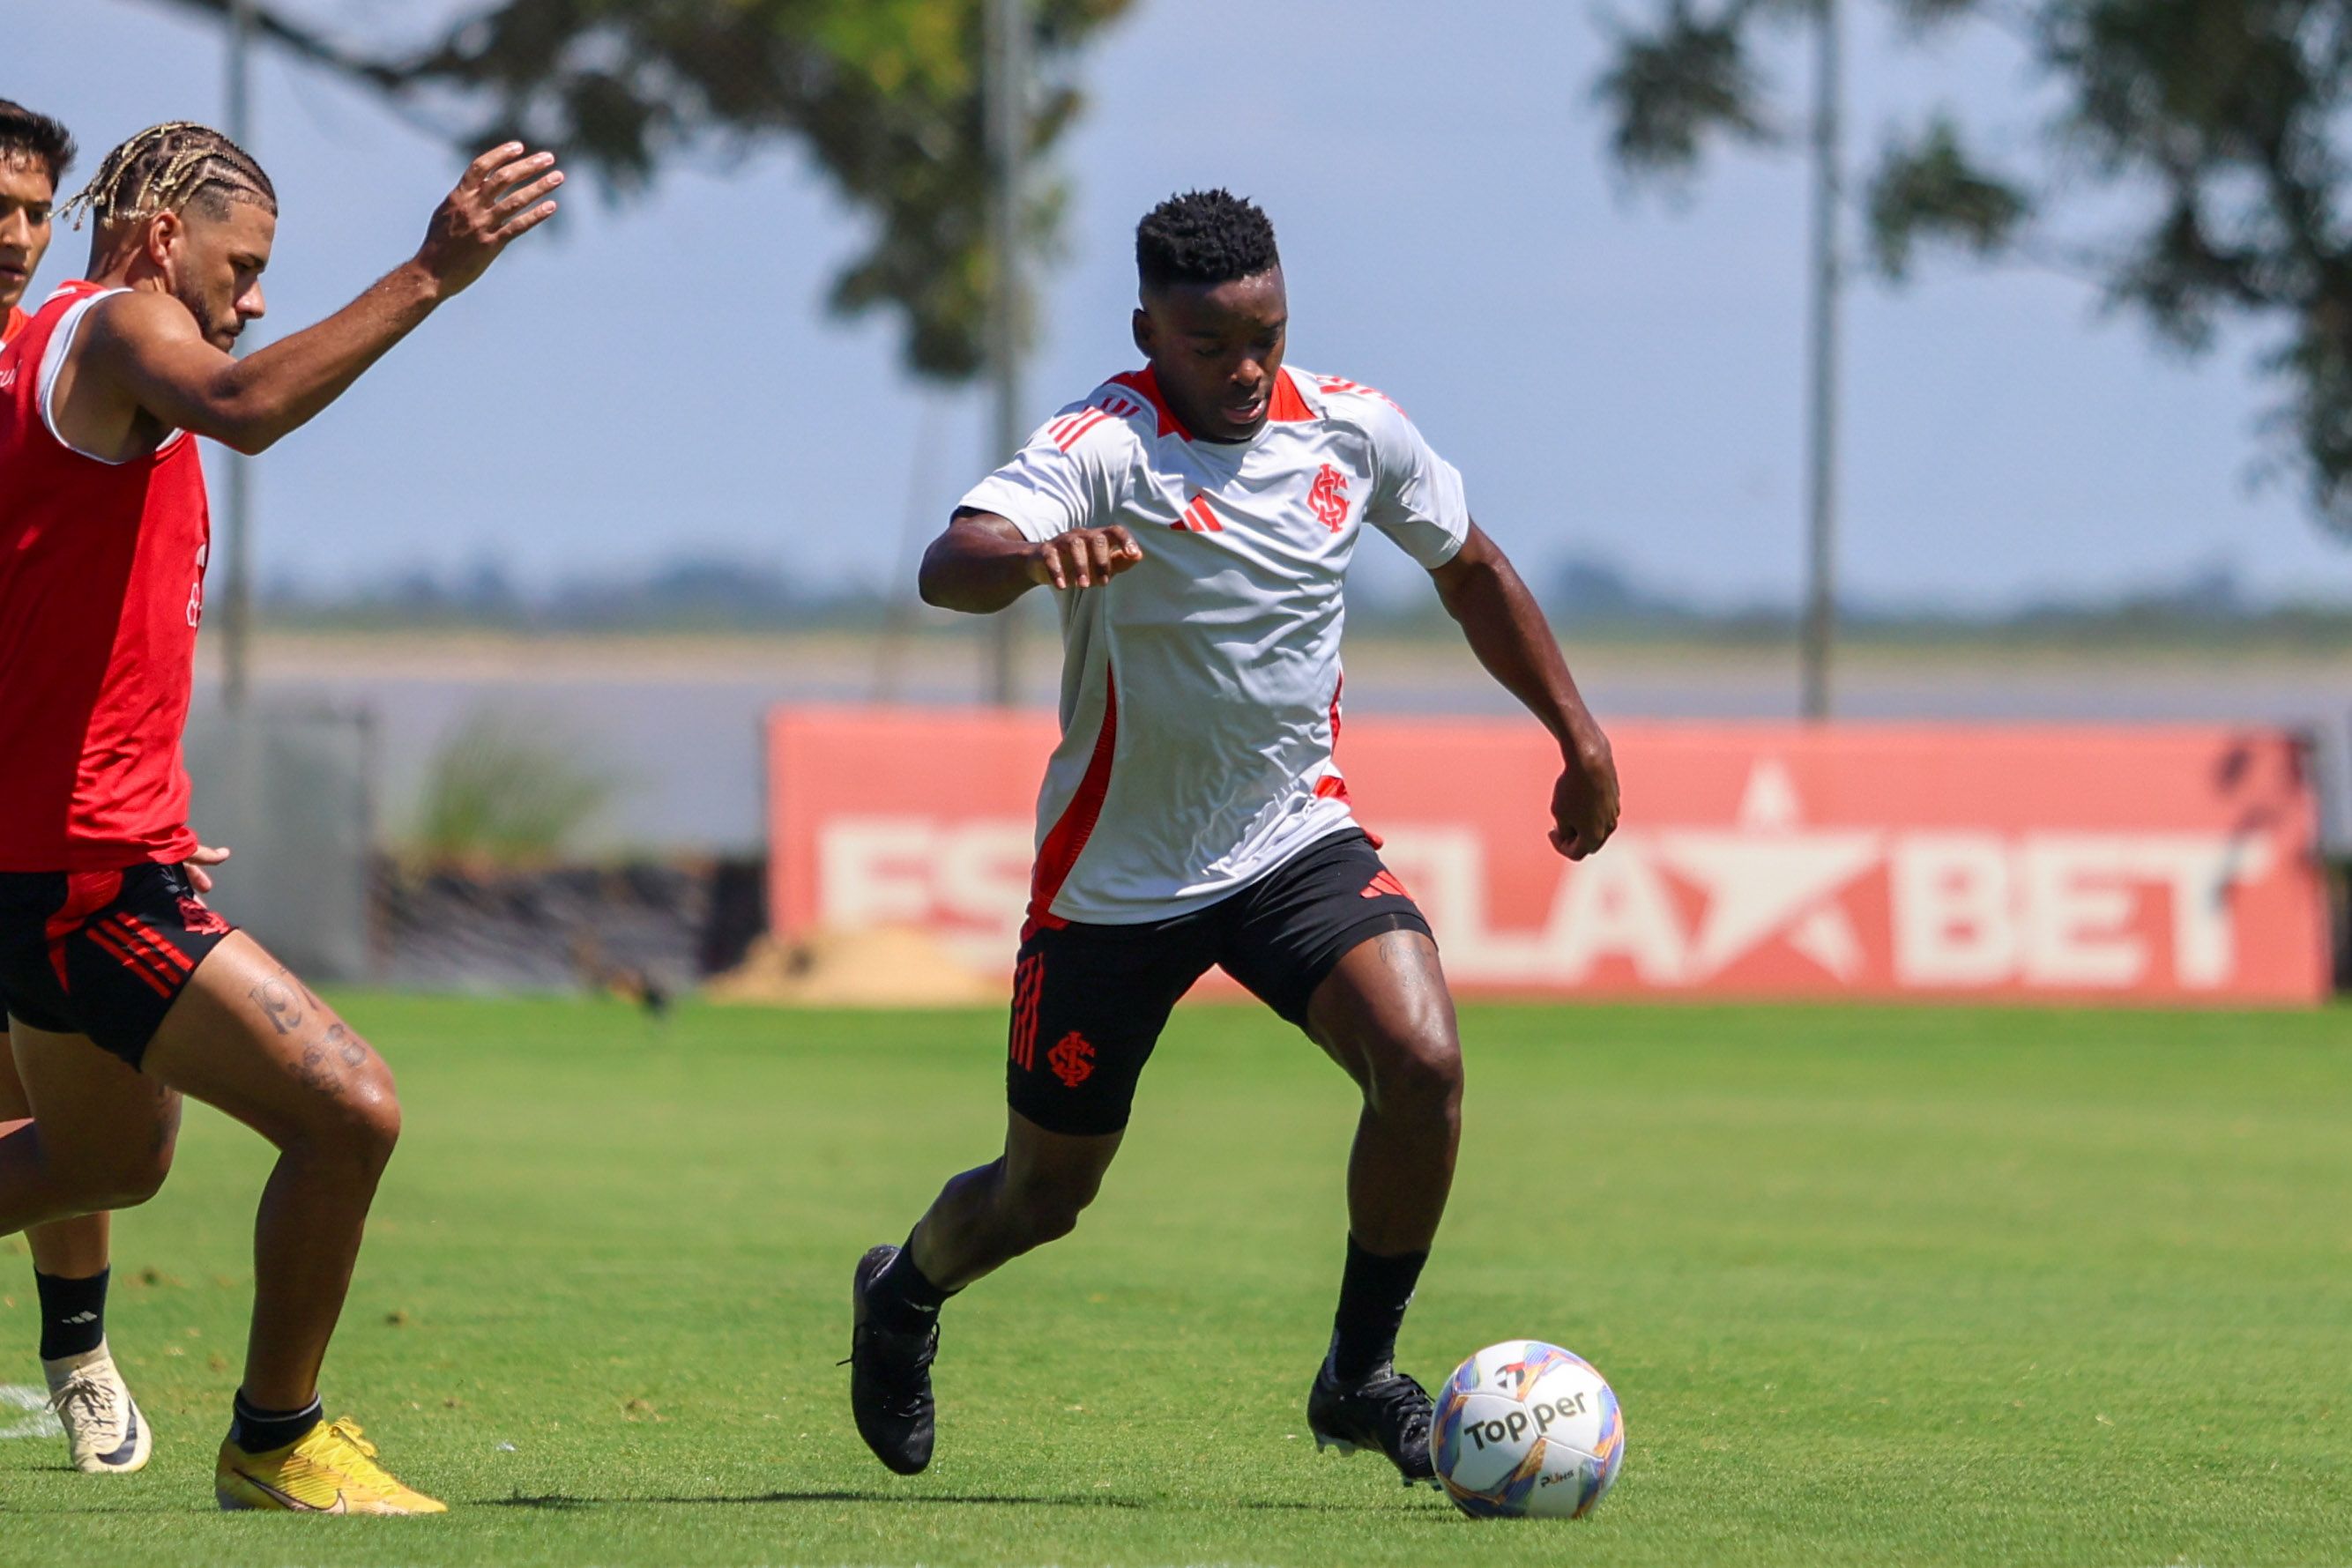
[
  {"left": 846, "top": 1245, "right": 939, "bottom": 1475},
  {"left": 1307, "top": 1360, "right": 1438, "bottom": 1486}
]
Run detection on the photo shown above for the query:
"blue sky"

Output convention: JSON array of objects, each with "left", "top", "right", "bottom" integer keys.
[{"left": 13, "top": 0, "right": 2352, "bottom": 610}]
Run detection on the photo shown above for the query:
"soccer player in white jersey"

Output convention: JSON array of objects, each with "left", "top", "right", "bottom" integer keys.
[{"left": 847, "top": 189, "right": 1620, "bottom": 1486}]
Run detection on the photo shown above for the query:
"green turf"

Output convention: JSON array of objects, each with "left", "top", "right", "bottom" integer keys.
[{"left": 1, "top": 994, "right": 2348, "bottom": 1565}]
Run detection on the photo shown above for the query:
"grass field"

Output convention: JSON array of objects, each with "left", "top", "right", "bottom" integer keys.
[{"left": 1, "top": 994, "right": 2347, "bottom": 1565}]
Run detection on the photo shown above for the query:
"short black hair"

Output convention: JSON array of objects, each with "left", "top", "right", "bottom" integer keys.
[
  {"left": 0, "top": 100, "right": 75, "bottom": 188},
  {"left": 1135, "top": 189, "right": 1278, "bottom": 293}
]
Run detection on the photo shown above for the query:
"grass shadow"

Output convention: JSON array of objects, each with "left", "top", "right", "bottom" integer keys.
[{"left": 488, "top": 1487, "right": 1450, "bottom": 1518}]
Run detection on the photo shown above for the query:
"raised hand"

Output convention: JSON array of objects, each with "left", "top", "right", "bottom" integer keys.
[
  {"left": 414, "top": 143, "right": 564, "bottom": 298},
  {"left": 1027, "top": 526, "right": 1144, "bottom": 591}
]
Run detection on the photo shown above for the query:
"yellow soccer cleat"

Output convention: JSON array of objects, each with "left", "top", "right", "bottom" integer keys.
[{"left": 215, "top": 1417, "right": 447, "bottom": 1514}]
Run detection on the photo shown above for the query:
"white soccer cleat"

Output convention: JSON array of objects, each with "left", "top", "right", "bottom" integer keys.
[{"left": 43, "top": 1342, "right": 152, "bottom": 1475}]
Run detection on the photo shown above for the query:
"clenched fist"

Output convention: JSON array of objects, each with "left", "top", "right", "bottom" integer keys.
[{"left": 1029, "top": 526, "right": 1144, "bottom": 590}]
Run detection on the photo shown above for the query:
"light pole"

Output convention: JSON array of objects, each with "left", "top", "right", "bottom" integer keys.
[
  {"left": 1799, "top": 0, "right": 1843, "bottom": 721},
  {"left": 221, "top": 0, "right": 257, "bottom": 712},
  {"left": 983, "top": 0, "right": 1029, "bottom": 708}
]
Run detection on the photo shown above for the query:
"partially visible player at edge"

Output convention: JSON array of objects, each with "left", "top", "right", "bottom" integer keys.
[
  {"left": 847, "top": 189, "right": 1620, "bottom": 1486},
  {"left": 0, "top": 95, "right": 234, "bottom": 1479},
  {"left": 0, "top": 123, "right": 561, "bottom": 1513},
  {"left": 0, "top": 100, "right": 68, "bottom": 344}
]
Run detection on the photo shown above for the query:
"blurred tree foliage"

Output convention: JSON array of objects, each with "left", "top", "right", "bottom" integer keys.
[
  {"left": 152, "top": 0, "right": 1135, "bottom": 378},
  {"left": 412, "top": 707, "right": 616, "bottom": 865},
  {"left": 1597, "top": 0, "right": 2352, "bottom": 539}
]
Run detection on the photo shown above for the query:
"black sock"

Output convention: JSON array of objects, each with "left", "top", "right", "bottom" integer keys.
[
  {"left": 866, "top": 1237, "right": 953, "bottom": 1332},
  {"left": 1327, "top": 1235, "right": 1429, "bottom": 1384},
  {"left": 229, "top": 1390, "right": 324, "bottom": 1454},
  {"left": 34, "top": 1267, "right": 108, "bottom": 1362}
]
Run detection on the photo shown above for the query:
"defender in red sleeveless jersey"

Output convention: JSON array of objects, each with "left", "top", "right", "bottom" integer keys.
[
  {"left": 0, "top": 122, "right": 561, "bottom": 1514},
  {"left": 845, "top": 191, "right": 1620, "bottom": 1490},
  {"left": 0, "top": 98, "right": 194, "bottom": 1480}
]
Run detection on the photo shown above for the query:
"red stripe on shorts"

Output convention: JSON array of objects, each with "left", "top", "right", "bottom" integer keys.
[
  {"left": 81, "top": 923, "right": 175, "bottom": 997},
  {"left": 1010, "top": 952, "right": 1045, "bottom": 1070},
  {"left": 107, "top": 914, "right": 194, "bottom": 976}
]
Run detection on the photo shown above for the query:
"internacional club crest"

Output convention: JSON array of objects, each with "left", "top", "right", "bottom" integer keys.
[
  {"left": 1047, "top": 1029, "right": 1096, "bottom": 1089},
  {"left": 1308, "top": 464, "right": 1351, "bottom": 531}
]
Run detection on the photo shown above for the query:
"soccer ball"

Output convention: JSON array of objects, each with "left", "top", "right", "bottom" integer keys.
[{"left": 1431, "top": 1340, "right": 1625, "bottom": 1520}]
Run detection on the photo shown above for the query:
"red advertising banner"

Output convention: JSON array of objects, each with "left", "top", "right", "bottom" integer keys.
[{"left": 766, "top": 709, "right": 2332, "bottom": 1005}]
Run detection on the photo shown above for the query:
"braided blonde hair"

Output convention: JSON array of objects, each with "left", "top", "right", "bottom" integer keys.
[{"left": 59, "top": 121, "right": 275, "bottom": 231}]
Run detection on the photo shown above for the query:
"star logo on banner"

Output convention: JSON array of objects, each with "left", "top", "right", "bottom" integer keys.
[{"left": 1649, "top": 760, "right": 1883, "bottom": 980}]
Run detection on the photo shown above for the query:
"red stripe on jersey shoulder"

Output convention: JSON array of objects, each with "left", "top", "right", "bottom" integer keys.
[
  {"left": 1047, "top": 387, "right": 1151, "bottom": 452},
  {"left": 1106, "top": 368, "right": 1194, "bottom": 442},
  {"left": 1314, "top": 375, "right": 1406, "bottom": 416},
  {"left": 1023, "top": 673, "right": 1120, "bottom": 940},
  {"left": 1052, "top": 409, "right": 1113, "bottom": 451},
  {"left": 1268, "top": 368, "right": 1315, "bottom": 422}
]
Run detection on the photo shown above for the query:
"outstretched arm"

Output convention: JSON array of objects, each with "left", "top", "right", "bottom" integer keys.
[
  {"left": 919, "top": 509, "right": 1143, "bottom": 614},
  {"left": 1429, "top": 523, "right": 1620, "bottom": 859},
  {"left": 79, "top": 144, "right": 561, "bottom": 455}
]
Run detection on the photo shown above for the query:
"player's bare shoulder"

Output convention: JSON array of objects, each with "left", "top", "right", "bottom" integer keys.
[
  {"left": 48, "top": 291, "right": 209, "bottom": 460},
  {"left": 80, "top": 288, "right": 205, "bottom": 356}
]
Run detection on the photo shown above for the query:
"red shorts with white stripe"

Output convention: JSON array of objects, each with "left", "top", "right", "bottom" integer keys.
[{"left": 0, "top": 863, "right": 236, "bottom": 1066}]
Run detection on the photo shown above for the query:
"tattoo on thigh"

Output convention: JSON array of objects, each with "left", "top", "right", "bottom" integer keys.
[
  {"left": 295, "top": 1043, "right": 339, "bottom": 1093},
  {"left": 249, "top": 971, "right": 307, "bottom": 1036},
  {"left": 327, "top": 1022, "right": 367, "bottom": 1069},
  {"left": 1376, "top": 931, "right": 1440, "bottom": 985}
]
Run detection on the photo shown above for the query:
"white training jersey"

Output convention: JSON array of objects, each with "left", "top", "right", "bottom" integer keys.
[{"left": 960, "top": 363, "right": 1471, "bottom": 928}]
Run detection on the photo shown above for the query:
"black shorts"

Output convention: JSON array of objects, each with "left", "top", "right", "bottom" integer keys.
[
  {"left": 0, "top": 863, "right": 237, "bottom": 1067},
  {"left": 1007, "top": 829, "right": 1433, "bottom": 1136}
]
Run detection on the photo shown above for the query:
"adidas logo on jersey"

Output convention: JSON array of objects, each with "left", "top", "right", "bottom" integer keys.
[{"left": 1174, "top": 494, "right": 1224, "bottom": 533}]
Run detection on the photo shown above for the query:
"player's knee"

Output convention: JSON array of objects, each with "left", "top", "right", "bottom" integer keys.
[
  {"left": 340, "top": 1068, "right": 402, "bottom": 1173},
  {"left": 304, "top": 1048, "right": 401, "bottom": 1173},
  {"left": 117, "top": 1140, "right": 175, "bottom": 1207},
  {"left": 1007, "top": 1165, "right": 1101, "bottom": 1246},
  {"left": 96, "top": 1148, "right": 172, "bottom": 1209},
  {"left": 1366, "top": 1029, "right": 1463, "bottom": 1123},
  {"left": 1020, "top": 1194, "right": 1086, "bottom": 1247},
  {"left": 59, "top": 1138, "right": 173, "bottom": 1210}
]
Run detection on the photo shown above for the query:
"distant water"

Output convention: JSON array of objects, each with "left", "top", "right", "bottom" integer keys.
[{"left": 189, "top": 634, "right": 2352, "bottom": 853}]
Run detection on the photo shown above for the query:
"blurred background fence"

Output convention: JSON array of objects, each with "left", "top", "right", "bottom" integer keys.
[
  {"left": 182, "top": 701, "right": 375, "bottom": 982},
  {"left": 182, "top": 636, "right": 2352, "bottom": 1000}
]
